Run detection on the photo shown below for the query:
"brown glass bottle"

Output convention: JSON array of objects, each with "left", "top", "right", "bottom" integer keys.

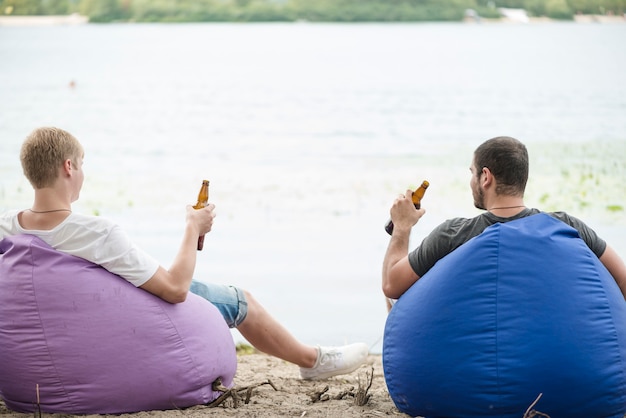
[
  {"left": 385, "top": 180, "right": 429, "bottom": 235},
  {"left": 193, "top": 180, "right": 210, "bottom": 251}
]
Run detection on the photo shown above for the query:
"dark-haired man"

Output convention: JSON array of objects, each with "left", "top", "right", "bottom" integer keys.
[{"left": 382, "top": 136, "right": 626, "bottom": 303}]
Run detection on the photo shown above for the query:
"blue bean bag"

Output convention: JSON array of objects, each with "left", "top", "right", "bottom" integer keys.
[
  {"left": 383, "top": 213, "right": 626, "bottom": 417},
  {"left": 0, "top": 234, "right": 237, "bottom": 414}
]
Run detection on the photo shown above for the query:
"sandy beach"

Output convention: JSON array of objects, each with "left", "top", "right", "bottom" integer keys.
[{"left": 0, "top": 352, "right": 407, "bottom": 418}]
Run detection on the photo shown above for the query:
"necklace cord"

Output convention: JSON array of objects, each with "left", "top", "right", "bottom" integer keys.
[
  {"left": 28, "top": 208, "right": 72, "bottom": 214},
  {"left": 488, "top": 205, "right": 526, "bottom": 211}
]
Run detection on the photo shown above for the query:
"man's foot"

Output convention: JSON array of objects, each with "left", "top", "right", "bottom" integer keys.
[{"left": 299, "top": 343, "right": 369, "bottom": 380}]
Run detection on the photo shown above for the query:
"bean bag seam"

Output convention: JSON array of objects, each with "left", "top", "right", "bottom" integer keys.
[
  {"left": 152, "top": 300, "right": 211, "bottom": 405},
  {"left": 554, "top": 218, "right": 626, "bottom": 412},
  {"left": 27, "top": 235, "right": 78, "bottom": 411},
  {"left": 584, "top": 247, "right": 626, "bottom": 411},
  {"left": 494, "top": 224, "right": 502, "bottom": 410}
]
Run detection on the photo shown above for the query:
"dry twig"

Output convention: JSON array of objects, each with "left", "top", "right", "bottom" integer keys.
[
  {"left": 308, "top": 366, "right": 374, "bottom": 406},
  {"left": 354, "top": 366, "right": 374, "bottom": 406},
  {"left": 308, "top": 385, "right": 330, "bottom": 403},
  {"left": 32, "top": 384, "right": 41, "bottom": 418},
  {"left": 523, "top": 393, "right": 550, "bottom": 418},
  {"left": 208, "top": 377, "right": 278, "bottom": 408}
]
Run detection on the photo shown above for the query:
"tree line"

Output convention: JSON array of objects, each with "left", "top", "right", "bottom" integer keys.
[{"left": 1, "top": 0, "right": 624, "bottom": 22}]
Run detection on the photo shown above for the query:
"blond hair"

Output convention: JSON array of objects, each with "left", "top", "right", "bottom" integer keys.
[{"left": 20, "top": 127, "right": 84, "bottom": 189}]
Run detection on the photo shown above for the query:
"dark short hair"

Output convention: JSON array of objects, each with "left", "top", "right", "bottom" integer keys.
[{"left": 473, "top": 136, "right": 528, "bottom": 196}]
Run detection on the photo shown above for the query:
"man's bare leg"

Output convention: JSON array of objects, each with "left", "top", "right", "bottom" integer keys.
[
  {"left": 236, "top": 290, "right": 318, "bottom": 368},
  {"left": 235, "top": 290, "right": 369, "bottom": 380}
]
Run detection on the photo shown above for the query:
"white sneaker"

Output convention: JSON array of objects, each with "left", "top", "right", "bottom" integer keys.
[{"left": 300, "top": 343, "right": 369, "bottom": 380}]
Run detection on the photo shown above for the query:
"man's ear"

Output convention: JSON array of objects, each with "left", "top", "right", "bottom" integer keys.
[
  {"left": 481, "top": 166, "right": 493, "bottom": 188},
  {"left": 62, "top": 159, "right": 73, "bottom": 176}
]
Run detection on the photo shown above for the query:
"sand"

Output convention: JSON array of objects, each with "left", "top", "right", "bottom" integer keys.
[{"left": 0, "top": 353, "right": 408, "bottom": 418}]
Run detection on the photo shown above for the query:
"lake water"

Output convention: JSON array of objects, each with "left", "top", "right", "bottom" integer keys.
[{"left": 1, "top": 22, "right": 625, "bottom": 353}]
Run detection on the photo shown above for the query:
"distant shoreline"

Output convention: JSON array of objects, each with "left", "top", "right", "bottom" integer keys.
[
  {"left": 463, "top": 14, "right": 625, "bottom": 24},
  {"left": 0, "top": 13, "right": 624, "bottom": 26},
  {"left": 572, "top": 14, "right": 626, "bottom": 23},
  {"left": 0, "top": 14, "right": 88, "bottom": 26}
]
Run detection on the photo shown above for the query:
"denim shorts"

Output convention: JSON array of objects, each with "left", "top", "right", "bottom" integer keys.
[{"left": 189, "top": 280, "right": 248, "bottom": 328}]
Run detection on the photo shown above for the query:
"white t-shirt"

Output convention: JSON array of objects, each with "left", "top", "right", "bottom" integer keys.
[{"left": 0, "top": 210, "right": 160, "bottom": 287}]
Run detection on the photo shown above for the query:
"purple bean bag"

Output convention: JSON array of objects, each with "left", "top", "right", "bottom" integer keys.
[{"left": 0, "top": 234, "right": 237, "bottom": 414}]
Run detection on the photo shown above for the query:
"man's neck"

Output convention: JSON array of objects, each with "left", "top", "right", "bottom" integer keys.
[
  {"left": 486, "top": 198, "right": 526, "bottom": 217},
  {"left": 32, "top": 187, "right": 71, "bottom": 213}
]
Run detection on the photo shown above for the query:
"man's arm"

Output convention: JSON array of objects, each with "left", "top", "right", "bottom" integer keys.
[
  {"left": 599, "top": 245, "right": 626, "bottom": 299},
  {"left": 140, "top": 204, "right": 215, "bottom": 304},
  {"left": 382, "top": 236, "right": 420, "bottom": 299},
  {"left": 382, "top": 189, "right": 424, "bottom": 299}
]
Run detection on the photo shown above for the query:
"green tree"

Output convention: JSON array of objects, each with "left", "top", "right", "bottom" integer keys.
[
  {"left": 78, "top": 0, "right": 125, "bottom": 21},
  {"left": 565, "top": 0, "right": 625, "bottom": 14},
  {"left": 41, "top": 0, "right": 72, "bottom": 14},
  {"left": 525, "top": 0, "right": 547, "bottom": 15},
  {"left": 545, "top": 0, "right": 572, "bottom": 17},
  {"left": 7, "top": 0, "right": 625, "bottom": 21},
  {"left": 1, "top": 0, "right": 42, "bottom": 14}
]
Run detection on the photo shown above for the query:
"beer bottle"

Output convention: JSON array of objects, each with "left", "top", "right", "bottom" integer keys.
[
  {"left": 385, "top": 180, "right": 429, "bottom": 235},
  {"left": 193, "top": 180, "right": 210, "bottom": 251}
]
